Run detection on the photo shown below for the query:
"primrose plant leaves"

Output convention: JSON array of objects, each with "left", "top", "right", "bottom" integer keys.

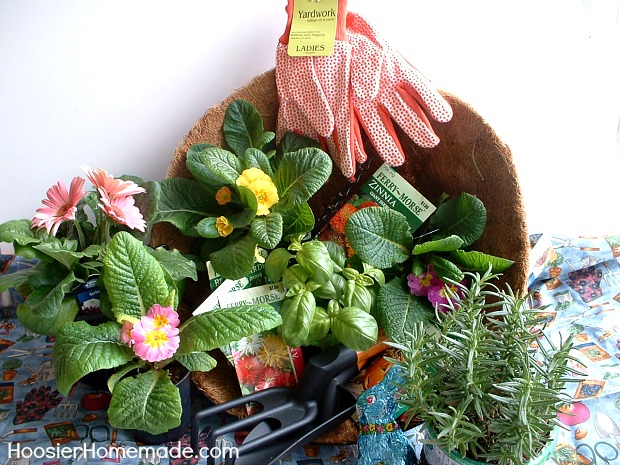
[{"left": 345, "top": 207, "right": 413, "bottom": 269}]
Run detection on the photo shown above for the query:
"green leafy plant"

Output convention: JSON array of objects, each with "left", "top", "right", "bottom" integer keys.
[
  {"left": 264, "top": 239, "right": 383, "bottom": 351},
  {"left": 0, "top": 166, "right": 194, "bottom": 335},
  {"left": 343, "top": 193, "right": 515, "bottom": 344},
  {"left": 2, "top": 359, "right": 23, "bottom": 371},
  {"left": 53, "top": 232, "right": 282, "bottom": 435},
  {"left": 153, "top": 99, "right": 332, "bottom": 280},
  {"left": 389, "top": 268, "right": 582, "bottom": 465}
]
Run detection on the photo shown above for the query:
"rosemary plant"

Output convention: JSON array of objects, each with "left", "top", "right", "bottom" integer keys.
[{"left": 390, "top": 268, "right": 581, "bottom": 465}]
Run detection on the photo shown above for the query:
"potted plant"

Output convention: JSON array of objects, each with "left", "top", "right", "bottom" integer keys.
[
  {"left": 53, "top": 231, "right": 282, "bottom": 439},
  {"left": 388, "top": 267, "right": 582, "bottom": 465},
  {"left": 2, "top": 359, "right": 23, "bottom": 380},
  {"left": 151, "top": 98, "right": 333, "bottom": 281},
  {"left": 0, "top": 165, "right": 196, "bottom": 335}
]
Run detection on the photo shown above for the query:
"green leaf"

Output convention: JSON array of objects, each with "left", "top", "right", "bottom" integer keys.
[
  {"left": 305, "top": 307, "right": 330, "bottom": 344},
  {"left": 107, "top": 360, "right": 145, "bottom": 393},
  {"left": 236, "top": 185, "right": 259, "bottom": 216},
  {"left": 103, "top": 232, "right": 170, "bottom": 320},
  {"left": 32, "top": 240, "right": 82, "bottom": 270},
  {"left": 450, "top": 250, "right": 514, "bottom": 273},
  {"left": 186, "top": 143, "right": 222, "bottom": 189},
  {"left": 108, "top": 369, "right": 182, "bottom": 435},
  {"left": 243, "top": 148, "right": 274, "bottom": 177},
  {"left": 323, "top": 241, "right": 346, "bottom": 271},
  {"left": 331, "top": 307, "right": 378, "bottom": 351},
  {"left": 250, "top": 212, "right": 283, "bottom": 249},
  {"left": 0, "top": 267, "right": 36, "bottom": 293},
  {"left": 177, "top": 304, "right": 282, "bottom": 353},
  {"left": 376, "top": 278, "right": 434, "bottom": 344},
  {"left": 199, "top": 147, "right": 244, "bottom": 185},
  {"left": 272, "top": 149, "right": 332, "bottom": 209},
  {"left": 0, "top": 219, "right": 40, "bottom": 245},
  {"left": 174, "top": 352, "right": 217, "bottom": 372},
  {"left": 313, "top": 279, "right": 338, "bottom": 300},
  {"left": 209, "top": 233, "right": 257, "bottom": 280},
  {"left": 280, "top": 202, "right": 315, "bottom": 240},
  {"left": 278, "top": 132, "right": 322, "bottom": 157},
  {"left": 22, "top": 271, "right": 77, "bottom": 318},
  {"left": 53, "top": 321, "right": 135, "bottom": 394},
  {"left": 17, "top": 296, "right": 79, "bottom": 336},
  {"left": 224, "top": 99, "right": 267, "bottom": 155},
  {"left": 429, "top": 193, "right": 487, "bottom": 247},
  {"left": 296, "top": 241, "right": 333, "bottom": 284},
  {"left": 282, "top": 264, "right": 310, "bottom": 291},
  {"left": 148, "top": 247, "right": 198, "bottom": 283},
  {"left": 134, "top": 180, "right": 161, "bottom": 226},
  {"left": 265, "top": 248, "right": 294, "bottom": 283},
  {"left": 196, "top": 217, "right": 221, "bottom": 238},
  {"left": 413, "top": 235, "right": 465, "bottom": 255},
  {"left": 281, "top": 291, "right": 316, "bottom": 347},
  {"left": 155, "top": 178, "right": 223, "bottom": 236},
  {"left": 346, "top": 207, "right": 413, "bottom": 269},
  {"left": 343, "top": 280, "right": 373, "bottom": 313},
  {"left": 430, "top": 256, "right": 465, "bottom": 283}
]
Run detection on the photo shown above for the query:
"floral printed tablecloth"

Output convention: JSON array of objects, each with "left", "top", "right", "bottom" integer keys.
[{"left": 1, "top": 233, "right": 620, "bottom": 464}]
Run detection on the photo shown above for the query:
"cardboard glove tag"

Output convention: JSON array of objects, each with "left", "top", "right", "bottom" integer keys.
[{"left": 288, "top": 0, "right": 339, "bottom": 56}]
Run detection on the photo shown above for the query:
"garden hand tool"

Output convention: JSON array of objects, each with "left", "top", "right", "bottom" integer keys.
[
  {"left": 191, "top": 344, "right": 364, "bottom": 465},
  {"left": 54, "top": 383, "right": 79, "bottom": 418},
  {"left": 0, "top": 427, "right": 37, "bottom": 443},
  {"left": 347, "top": 12, "right": 453, "bottom": 167},
  {"left": 276, "top": 0, "right": 362, "bottom": 179},
  {"left": 594, "top": 412, "right": 620, "bottom": 448}
]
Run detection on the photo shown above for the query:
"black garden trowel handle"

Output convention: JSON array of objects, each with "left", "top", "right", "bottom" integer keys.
[{"left": 293, "top": 344, "right": 358, "bottom": 404}]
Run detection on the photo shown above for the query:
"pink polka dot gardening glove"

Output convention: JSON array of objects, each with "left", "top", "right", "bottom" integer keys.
[
  {"left": 276, "top": 0, "right": 360, "bottom": 178},
  {"left": 275, "top": 2, "right": 452, "bottom": 178},
  {"left": 347, "top": 12, "right": 453, "bottom": 167}
]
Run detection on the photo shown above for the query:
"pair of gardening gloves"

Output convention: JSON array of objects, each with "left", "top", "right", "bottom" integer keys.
[{"left": 276, "top": 0, "right": 453, "bottom": 179}]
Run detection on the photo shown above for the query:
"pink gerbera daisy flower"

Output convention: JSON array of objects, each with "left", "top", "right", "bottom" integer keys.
[
  {"left": 130, "top": 316, "right": 180, "bottom": 363},
  {"left": 98, "top": 189, "right": 146, "bottom": 232},
  {"left": 81, "top": 165, "right": 145, "bottom": 199},
  {"left": 31, "top": 176, "right": 87, "bottom": 236}
]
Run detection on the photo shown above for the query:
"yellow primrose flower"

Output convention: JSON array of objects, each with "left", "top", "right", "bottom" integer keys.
[
  {"left": 236, "top": 168, "right": 279, "bottom": 216},
  {"left": 216, "top": 216, "right": 233, "bottom": 237},
  {"left": 215, "top": 186, "right": 232, "bottom": 205}
]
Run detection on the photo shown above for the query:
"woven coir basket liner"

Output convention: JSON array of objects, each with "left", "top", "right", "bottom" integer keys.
[{"left": 151, "top": 69, "right": 530, "bottom": 444}]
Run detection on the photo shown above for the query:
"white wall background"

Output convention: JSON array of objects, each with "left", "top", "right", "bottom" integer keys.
[{"left": 1, "top": 0, "right": 619, "bottom": 238}]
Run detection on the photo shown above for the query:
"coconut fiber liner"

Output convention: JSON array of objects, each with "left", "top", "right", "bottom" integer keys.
[{"left": 151, "top": 69, "right": 530, "bottom": 444}]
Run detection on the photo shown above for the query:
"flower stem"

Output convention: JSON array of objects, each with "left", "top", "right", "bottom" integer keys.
[{"left": 73, "top": 220, "right": 86, "bottom": 251}]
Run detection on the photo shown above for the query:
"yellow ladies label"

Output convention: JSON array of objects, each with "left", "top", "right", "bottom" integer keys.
[{"left": 287, "top": 0, "right": 339, "bottom": 56}]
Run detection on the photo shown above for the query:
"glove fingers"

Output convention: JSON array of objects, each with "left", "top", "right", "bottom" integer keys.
[
  {"left": 276, "top": 44, "right": 334, "bottom": 137},
  {"left": 277, "top": 100, "right": 321, "bottom": 143},
  {"left": 355, "top": 104, "right": 406, "bottom": 167},
  {"left": 391, "top": 52, "right": 453, "bottom": 123},
  {"left": 382, "top": 86, "right": 441, "bottom": 149},
  {"left": 327, "top": 102, "right": 357, "bottom": 178},
  {"left": 352, "top": 111, "right": 367, "bottom": 164}
]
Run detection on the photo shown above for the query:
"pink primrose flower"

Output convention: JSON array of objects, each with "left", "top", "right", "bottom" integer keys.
[
  {"left": 428, "top": 282, "right": 465, "bottom": 313},
  {"left": 98, "top": 189, "right": 146, "bottom": 232},
  {"left": 130, "top": 316, "right": 180, "bottom": 363},
  {"left": 81, "top": 165, "right": 145, "bottom": 199},
  {"left": 31, "top": 177, "right": 87, "bottom": 236},
  {"left": 120, "top": 320, "right": 134, "bottom": 346},
  {"left": 147, "top": 304, "right": 180, "bottom": 329},
  {"left": 407, "top": 265, "right": 443, "bottom": 297}
]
